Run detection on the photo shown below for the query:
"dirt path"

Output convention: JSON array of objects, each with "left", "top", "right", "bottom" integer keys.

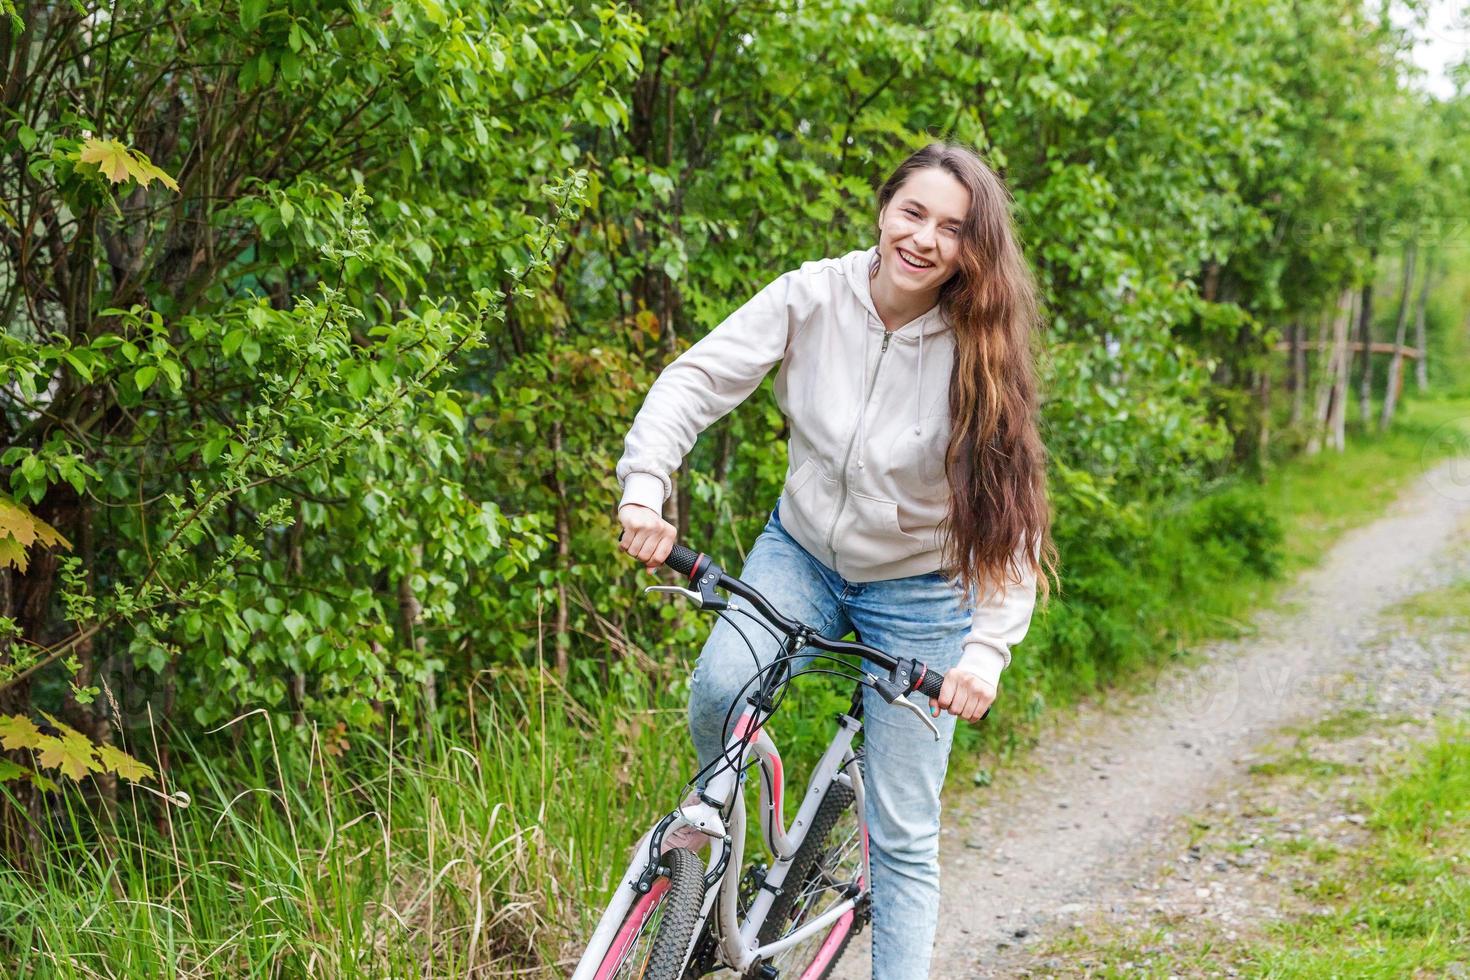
[{"left": 832, "top": 457, "right": 1470, "bottom": 979}]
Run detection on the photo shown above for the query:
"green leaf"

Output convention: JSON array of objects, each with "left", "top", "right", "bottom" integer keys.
[
  {"left": 133, "top": 365, "right": 158, "bottom": 392},
  {"left": 60, "top": 349, "right": 94, "bottom": 382},
  {"left": 160, "top": 358, "right": 184, "bottom": 391},
  {"left": 283, "top": 611, "right": 309, "bottom": 640},
  {"left": 347, "top": 365, "right": 372, "bottom": 398},
  {"left": 201, "top": 436, "right": 229, "bottom": 465},
  {"left": 240, "top": 0, "right": 265, "bottom": 31}
]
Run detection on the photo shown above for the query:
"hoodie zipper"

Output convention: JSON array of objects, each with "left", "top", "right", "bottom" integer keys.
[{"left": 825, "top": 328, "right": 893, "bottom": 562}]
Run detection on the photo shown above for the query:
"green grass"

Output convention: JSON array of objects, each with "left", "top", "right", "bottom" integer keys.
[
  {"left": 1386, "top": 578, "right": 1470, "bottom": 633},
  {"left": 1287, "top": 706, "right": 1380, "bottom": 741},
  {"left": 1263, "top": 396, "right": 1470, "bottom": 575},
  {"left": 1247, "top": 752, "right": 1353, "bottom": 780},
  {"left": 1248, "top": 719, "right": 1470, "bottom": 977}
]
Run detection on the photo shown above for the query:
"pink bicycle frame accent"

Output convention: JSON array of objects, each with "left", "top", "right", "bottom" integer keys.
[
  {"left": 797, "top": 909, "right": 855, "bottom": 980},
  {"left": 593, "top": 875, "right": 671, "bottom": 980}
]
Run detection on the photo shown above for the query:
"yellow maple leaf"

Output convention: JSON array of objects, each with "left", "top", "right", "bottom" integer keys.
[
  {"left": 77, "top": 137, "right": 180, "bottom": 192},
  {"left": 0, "top": 714, "right": 42, "bottom": 751},
  {"left": 96, "top": 742, "right": 154, "bottom": 783},
  {"left": 0, "top": 537, "right": 26, "bottom": 574},
  {"left": 0, "top": 497, "right": 70, "bottom": 549},
  {"left": 0, "top": 498, "right": 71, "bottom": 572},
  {"left": 34, "top": 732, "right": 101, "bottom": 780},
  {"left": 78, "top": 138, "right": 131, "bottom": 183}
]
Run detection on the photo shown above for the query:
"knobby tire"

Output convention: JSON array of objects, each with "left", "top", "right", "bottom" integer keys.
[
  {"left": 595, "top": 847, "right": 707, "bottom": 980},
  {"left": 751, "top": 774, "right": 864, "bottom": 979}
]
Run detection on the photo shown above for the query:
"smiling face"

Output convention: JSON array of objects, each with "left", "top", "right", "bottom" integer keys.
[{"left": 875, "top": 166, "right": 971, "bottom": 298}]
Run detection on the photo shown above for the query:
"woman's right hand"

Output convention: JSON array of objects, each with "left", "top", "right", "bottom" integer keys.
[{"left": 618, "top": 503, "right": 678, "bottom": 572}]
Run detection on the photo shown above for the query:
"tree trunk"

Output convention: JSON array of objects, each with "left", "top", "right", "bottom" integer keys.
[
  {"left": 1380, "top": 241, "right": 1418, "bottom": 431},
  {"left": 153, "top": 664, "right": 176, "bottom": 837},
  {"left": 1289, "top": 321, "right": 1305, "bottom": 428},
  {"left": 0, "top": 567, "right": 28, "bottom": 863},
  {"left": 288, "top": 501, "right": 306, "bottom": 727},
  {"left": 1356, "top": 276, "right": 1374, "bottom": 428},
  {"left": 65, "top": 500, "right": 117, "bottom": 821},
  {"left": 1306, "top": 306, "right": 1333, "bottom": 454},
  {"left": 1414, "top": 255, "right": 1433, "bottom": 392},
  {"left": 1329, "top": 289, "right": 1353, "bottom": 451}
]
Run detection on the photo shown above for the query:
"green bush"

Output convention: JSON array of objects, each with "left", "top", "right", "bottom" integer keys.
[{"left": 1189, "top": 486, "right": 1287, "bottom": 578}]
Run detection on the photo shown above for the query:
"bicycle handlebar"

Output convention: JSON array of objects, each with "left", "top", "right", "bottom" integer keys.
[
  {"left": 657, "top": 541, "right": 947, "bottom": 702},
  {"left": 662, "top": 542, "right": 701, "bottom": 577}
]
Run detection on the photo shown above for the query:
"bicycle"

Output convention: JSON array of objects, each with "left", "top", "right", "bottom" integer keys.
[{"left": 572, "top": 541, "right": 954, "bottom": 980}]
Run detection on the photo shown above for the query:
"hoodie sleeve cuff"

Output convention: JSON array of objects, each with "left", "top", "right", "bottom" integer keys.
[
  {"left": 955, "top": 642, "right": 1006, "bottom": 690},
  {"left": 618, "top": 471, "right": 669, "bottom": 515}
]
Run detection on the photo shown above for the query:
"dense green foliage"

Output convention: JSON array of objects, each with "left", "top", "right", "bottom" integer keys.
[{"left": 3, "top": 0, "right": 1469, "bottom": 973}]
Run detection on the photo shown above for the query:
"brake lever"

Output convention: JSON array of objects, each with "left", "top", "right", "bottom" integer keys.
[
  {"left": 893, "top": 693, "right": 941, "bottom": 741},
  {"left": 867, "top": 673, "right": 942, "bottom": 741},
  {"left": 643, "top": 585, "right": 705, "bottom": 606},
  {"left": 643, "top": 584, "right": 729, "bottom": 611}
]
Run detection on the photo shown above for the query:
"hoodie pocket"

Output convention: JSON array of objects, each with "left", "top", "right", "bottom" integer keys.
[
  {"left": 840, "top": 489, "right": 929, "bottom": 568},
  {"left": 777, "top": 458, "right": 832, "bottom": 555},
  {"left": 784, "top": 457, "right": 818, "bottom": 497}
]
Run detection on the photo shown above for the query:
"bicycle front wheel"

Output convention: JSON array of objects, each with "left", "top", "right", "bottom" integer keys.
[
  {"left": 754, "top": 766, "right": 866, "bottom": 980},
  {"left": 591, "top": 847, "right": 706, "bottom": 980}
]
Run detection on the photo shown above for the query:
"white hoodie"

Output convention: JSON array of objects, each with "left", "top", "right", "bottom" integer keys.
[{"left": 616, "top": 246, "right": 1037, "bottom": 687}]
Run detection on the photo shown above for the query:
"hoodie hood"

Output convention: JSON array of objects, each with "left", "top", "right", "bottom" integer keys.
[{"left": 842, "top": 245, "right": 954, "bottom": 340}]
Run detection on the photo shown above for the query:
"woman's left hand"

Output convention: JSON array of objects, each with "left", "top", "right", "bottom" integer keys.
[{"left": 930, "top": 668, "right": 996, "bottom": 723}]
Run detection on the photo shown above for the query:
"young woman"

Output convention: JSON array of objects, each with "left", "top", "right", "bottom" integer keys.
[{"left": 615, "top": 141, "right": 1055, "bottom": 979}]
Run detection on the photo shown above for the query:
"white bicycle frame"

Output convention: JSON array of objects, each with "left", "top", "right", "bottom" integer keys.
[{"left": 572, "top": 695, "right": 871, "bottom": 979}]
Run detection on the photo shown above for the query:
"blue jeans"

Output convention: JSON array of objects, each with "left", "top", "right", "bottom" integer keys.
[{"left": 688, "top": 505, "right": 971, "bottom": 980}]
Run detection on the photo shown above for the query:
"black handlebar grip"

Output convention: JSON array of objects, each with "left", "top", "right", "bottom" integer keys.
[
  {"left": 664, "top": 543, "right": 700, "bottom": 577},
  {"left": 915, "top": 667, "right": 945, "bottom": 700}
]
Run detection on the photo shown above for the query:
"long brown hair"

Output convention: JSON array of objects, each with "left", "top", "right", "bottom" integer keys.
[{"left": 876, "top": 142, "right": 1057, "bottom": 605}]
